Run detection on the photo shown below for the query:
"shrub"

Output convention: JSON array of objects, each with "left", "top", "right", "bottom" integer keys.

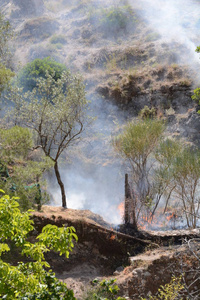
[
  {"left": 141, "top": 276, "right": 184, "bottom": 300},
  {"left": 17, "top": 57, "right": 67, "bottom": 91},
  {"left": 50, "top": 34, "right": 67, "bottom": 44},
  {"left": 0, "top": 191, "right": 77, "bottom": 299},
  {"left": 139, "top": 106, "right": 157, "bottom": 119},
  {"left": 83, "top": 278, "right": 126, "bottom": 300},
  {"left": 89, "top": 4, "right": 137, "bottom": 36}
]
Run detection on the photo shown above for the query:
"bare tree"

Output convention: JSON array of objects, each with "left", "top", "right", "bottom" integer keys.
[{"left": 7, "top": 71, "right": 89, "bottom": 208}]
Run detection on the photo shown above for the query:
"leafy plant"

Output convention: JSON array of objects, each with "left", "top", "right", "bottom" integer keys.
[
  {"left": 0, "top": 191, "right": 77, "bottom": 299},
  {"left": 0, "top": 126, "right": 53, "bottom": 210},
  {"left": 17, "top": 57, "right": 67, "bottom": 91},
  {"left": 141, "top": 276, "right": 184, "bottom": 300},
  {"left": 84, "top": 278, "right": 126, "bottom": 300},
  {"left": 139, "top": 106, "right": 157, "bottom": 120}
]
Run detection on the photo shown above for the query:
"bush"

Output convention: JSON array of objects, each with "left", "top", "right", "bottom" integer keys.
[
  {"left": 50, "top": 34, "right": 67, "bottom": 44},
  {"left": 142, "top": 276, "right": 184, "bottom": 300},
  {"left": 83, "top": 278, "right": 126, "bottom": 300},
  {"left": 17, "top": 57, "right": 67, "bottom": 91},
  {"left": 0, "top": 191, "right": 77, "bottom": 299},
  {"left": 139, "top": 106, "right": 157, "bottom": 119},
  {"left": 89, "top": 4, "right": 137, "bottom": 36}
]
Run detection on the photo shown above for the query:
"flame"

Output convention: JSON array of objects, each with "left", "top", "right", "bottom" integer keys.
[
  {"left": 138, "top": 209, "right": 179, "bottom": 230},
  {"left": 117, "top": 202, "right": 124, "bottom": 219},
  {"left": 166, "top": 212, "right": 177, "bottom": 221},
  {"left": 110, "top": 234, "right": 116, "bottom": 240}
]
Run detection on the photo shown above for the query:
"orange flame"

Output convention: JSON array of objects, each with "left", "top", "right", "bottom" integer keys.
[
  {"left": 117, "top": 202, "right": 124, "bottom": 219},
  {"left": 110, "top": 234, "right": 116, "bottom": 240}
]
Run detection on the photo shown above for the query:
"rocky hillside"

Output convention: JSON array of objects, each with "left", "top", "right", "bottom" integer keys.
[
  {"left": 1, "top": 0, "right": 200, "bottom": 224},
  {"left": 1, "top": 1, "right": 200, "bottom": 298}
]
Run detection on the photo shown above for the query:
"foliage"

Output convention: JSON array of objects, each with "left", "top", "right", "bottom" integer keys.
[
  {"left": 113, "top": 118, "right": 165, "bottom": 227},
  {"left": 0, "top": 126, "right": 33, "bottom": 160},
  {"left": 84, "top": 278, "right": 126, "bottom": 300},
  {"left": 0, "top": 126, "right": 53, "bottom": 210},
  {"left": 0, "top": 12, "right": 14, "bottom": 94},
  {"left": 17, "top": 57, "right": 67, "bottom": 91},
  {"left": 100, "top": 5, "right": 134, "bottom": 32},
  {"left": 50, "top": 34, "right": 68, "bottom": 45},
  {"left": 0, "top": 63, "right": 14, "bottom": 94},
  {"left": 0, "top": 12, "right": 13, "bottom": 67},
  {"left": 192, "top": 46, "right": 200, "bottom": 107},
  {"left": 141, "top": 276, "right": 184, "bottom": 300},
  {"left": 139, "top": 106, "right": 156, "bottom": 120},
  {"left": 155, "top": 139, "right": 200, "bottom": 228},
  {"left": 7, "top": 70, "right": 89, "bottom": 208},
  {"left": 192, "top": 87, "right": 200, "bottom": 105},
  {"left": 89, "top": 2, "right": 137, "bottom": 36},
  {"left": 0, "top": 191, "right": 77, "bottom": 299}
]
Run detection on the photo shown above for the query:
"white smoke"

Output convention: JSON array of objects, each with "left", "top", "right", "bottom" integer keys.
[
  {"left": 131, "top": 0, "right": 200, "bottom": 65},
  {"left": 48, "top": 0, "right": 200, "bottom": 224}
]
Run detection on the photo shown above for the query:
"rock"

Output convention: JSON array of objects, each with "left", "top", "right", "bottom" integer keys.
[
  {"left": 113, "top": 271, "right": 120, "bottom": 276},
  {"left": 116, "top": 266, "right": 124, "bottom": 272}
]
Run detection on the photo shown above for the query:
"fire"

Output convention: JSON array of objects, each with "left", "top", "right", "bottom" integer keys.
[
  {"left": 166, "top": 212, "right": 177, "bottom": 221},
  {"left": 138, "top": 209, "right": 179, "bottom": 230},
  {"left": 117, "top": 202, "right": 124, "bottom": 219},
  {"left": 110, "top": 234, "right": 116, "bottom": 240}
]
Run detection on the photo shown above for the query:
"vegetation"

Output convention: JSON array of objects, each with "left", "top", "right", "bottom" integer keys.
[
  {"left": 113, "top": 118, "right": 165, "bottom": 227},
  {"left": 50, "top": 34, "right": 68, "bottom": 45},
  {"left": 7, "top": 71, "right": 89, "bottom": 208},
  {"left": 139, "top": 106, "right": 157, "bottom": 120},
  {"left": 0, "top": 12, "right": 14, "bottom": 94},
  {"left": 113, "top": 117, "right": 200, "bottom": 229},
  {"left": 156, "top": 140, "right": 200, "bottom": 228},
  {"left": 83, "top": 278, "right": 126, "bottom": 300},
  {"left": 17, "top": 57, "right": 67, "bottom": 91},
  {"left": 89, "top": 2, "right": 137, "bottom": 36},
  {"left": 142, "top": 276, "right": 184, "bottom": 300},
  {"left": 0, "top": 191, "right": 77, "bottom": 299},
  {"left": 0, "top": 126, "right": 52, "bottom": 210}
]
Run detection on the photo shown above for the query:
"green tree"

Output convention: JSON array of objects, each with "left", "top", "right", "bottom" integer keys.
[
  {"left": 7, "top": 71, "right": 89, "bottom": 208},
  {"left": 0, "top": 191, "right": 77, "bottom": 299},
  {"left": 0, "top": 126, "right": 53, "bottom": 210},
  {"left": 113, "top": 118, "right": 165, "bottom": 227},
  {"left": 156, "top": 139, "right": 200, "bottom": 228},
  {"left": 17, "top": 57, "right": 68, "bottom": 91},
  {"left": 0, "top": 12, "right": 14, "bottom": 95}
]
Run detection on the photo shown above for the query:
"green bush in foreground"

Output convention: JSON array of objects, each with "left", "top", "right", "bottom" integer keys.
[{"left": 0, "top": 191, "right": 77, "bottom": 299}]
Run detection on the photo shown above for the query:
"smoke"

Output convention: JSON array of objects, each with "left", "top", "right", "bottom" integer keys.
[
  {"left": 48, "top": 0, "right": 200, "bottom": 225},
  {"left": 131, "top": 0, "right": 200, "bottom": 66},
  {"left": 48, "top": 94, "right": 127, "bottom": 224},
  {"left": 6, "top": 0, "right": 200, "bottom": 225}
]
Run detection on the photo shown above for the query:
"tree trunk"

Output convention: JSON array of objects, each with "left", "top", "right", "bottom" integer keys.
[
  {"left": 125, "top": 173, "right": 137, "bottom": 230},
  {"left": 54, "top": 161, "right": 67, "bottom": 208}
]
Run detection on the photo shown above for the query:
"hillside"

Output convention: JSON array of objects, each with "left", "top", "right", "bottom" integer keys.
[
  {"left": 1, "top": 0, "right": 200, "bottom": 223},
  {"left": 1, "top": 0, "right": 200, "bottom": 298}
]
